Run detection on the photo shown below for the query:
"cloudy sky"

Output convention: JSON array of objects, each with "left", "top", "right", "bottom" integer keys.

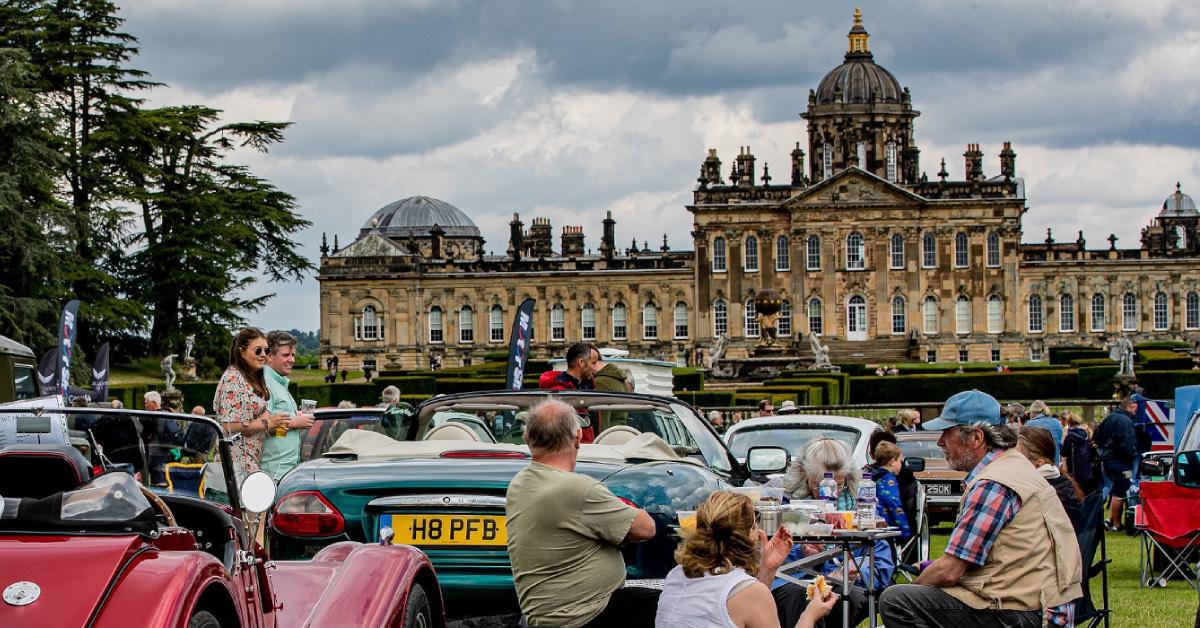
[{"left": 120, "top": 0, "right": 1200, "bottom": 333}]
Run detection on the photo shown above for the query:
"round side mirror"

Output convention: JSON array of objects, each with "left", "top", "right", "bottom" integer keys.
[{"left": 240, "top": 471, "right": 277, "bottom": 514}]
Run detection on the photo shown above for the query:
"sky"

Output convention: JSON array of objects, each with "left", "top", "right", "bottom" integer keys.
[{"left": 119, "top": 0, "right": 1200, "bottom": 333}]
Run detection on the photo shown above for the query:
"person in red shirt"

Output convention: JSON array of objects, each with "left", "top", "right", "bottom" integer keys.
[{"left": 539, "top": 342, "right": 597, "bottom": 442}]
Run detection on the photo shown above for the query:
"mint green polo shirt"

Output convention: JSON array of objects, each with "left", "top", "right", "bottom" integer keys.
[{"left": 260, "top": 365, "right": 300, "bottom": 481}]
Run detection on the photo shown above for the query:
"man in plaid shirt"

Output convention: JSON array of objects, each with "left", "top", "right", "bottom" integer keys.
[{"left": 880, "top": 390, "right": 1082, "bottom": 627}]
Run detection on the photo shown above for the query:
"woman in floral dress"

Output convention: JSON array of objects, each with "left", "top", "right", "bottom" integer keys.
[{"left": 214, "top": 328, "right": 288, "bottom": 480}]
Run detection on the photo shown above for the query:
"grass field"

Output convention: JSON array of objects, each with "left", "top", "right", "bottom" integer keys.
[{"left": 927, "top": 525, "right": 1197, "bottom": 627}]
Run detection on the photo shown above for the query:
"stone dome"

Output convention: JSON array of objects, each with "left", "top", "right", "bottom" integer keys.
[
  {"left": 1161, "top": 183, "right": 1198, "bottom": 217},
  {"left": 361, "top": 195, "right": 481, "bottom": 239},
  {"left": 814, "top": 9, "right": 903, "bottom": 105}
]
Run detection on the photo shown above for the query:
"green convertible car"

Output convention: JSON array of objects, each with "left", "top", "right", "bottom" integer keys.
[{"left": 268, "top": 390, "right": 757, "bottom": 618}]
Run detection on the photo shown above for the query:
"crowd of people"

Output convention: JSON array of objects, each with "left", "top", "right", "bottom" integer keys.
[{"left": 501, "top": 383, "right": 1158, "bottom": 627}]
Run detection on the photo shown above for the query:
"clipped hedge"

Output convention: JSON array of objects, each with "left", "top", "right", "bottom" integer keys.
[
  {"left": 1050, "top": 346, "right": 1107, "bottom": 365},
  {"left": 734, "top": 392, "right": 800, "bottom": 408},
  {"left": 772, "top": 373, "right": 850, "bottom": 405},
  {"left": 1138, "top": 349, "right": 1194, "bottom": 371},
  {"left": 1071, "top": 358, "right": 1120, "bottom": 368},
  {"left": 1131, "top": 370, "right": 1200, "bottom": 398},
  {"left": 1135, "top": 341, "right": 1190, "bottom": 350},
  {"left": 836, "top": 363, "right": 870, "bottom": 377},
  {"left": 434, "top": 377, "right": 507, "bottom": 394},
  {"left": 755, "top": 386, "right": 817, "bottom": 406},
  {"left": 850, "top": 370, "right": 1079, "bottom": 404},
  {"left": 374, "top": 375, "right": 436, "bottom": 395},
  {"left": 674, "top": 390, "right": 736, "bottom": 407},
  {"left": 894, "top": 362, "right": 996, "bottom": 374},
  {"left": 672, "top": 368, "right": 705, "bottom": 391}
]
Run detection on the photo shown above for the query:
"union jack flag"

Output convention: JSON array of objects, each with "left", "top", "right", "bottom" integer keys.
[{"left": 1136, "top": 398, "right": 1174, "bottom": 451}]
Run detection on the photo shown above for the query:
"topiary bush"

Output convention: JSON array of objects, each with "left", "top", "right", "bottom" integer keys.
[
  {"left": 1050, "top": 346, "right": 1107, "bottom": 365},
  {"left": 672, "top": 368, "right": 704, "bottom": 391},
  {"left": 1138, "top": 349, "right": 1194, "bottom": 371},
  {"left": 850, "top": 371, "right": 1078, "bottom": 404},
  {"left": 1136, "top": 371, "right": 1200, "bottom": 398},
  {"left": 674, "top": 390, "right": 736, "bottom": 407}
]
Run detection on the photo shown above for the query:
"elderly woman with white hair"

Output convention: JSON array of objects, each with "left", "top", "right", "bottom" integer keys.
[
  {"left": 781, "top": 438, "right": 861, "bottom": 510},
  {"left": 768, "top": 438, "right": 895, "bottom": 627}
]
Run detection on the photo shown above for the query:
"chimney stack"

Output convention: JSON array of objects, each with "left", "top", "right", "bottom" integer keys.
[
  {"left": 600, "top": 211, "right": 616, "bottom": 259},
  {"left": 561, "top": 225, "right": 585, "bottom": 257},
  {"left": 964, "top": 143, "right": 984, "bottom": 182},
  {"left": 528, "top": 217, "right": 553, "bottom": 257},
  {"left": 999, "top": 142, "right": 1016, "bottom": 180},
  {"left": 507, "top": 213, "right": 524, "bottom": 261}
]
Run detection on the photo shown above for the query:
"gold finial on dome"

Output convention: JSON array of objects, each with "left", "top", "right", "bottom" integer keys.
[{"left": 848, "top": 7, "right": 870, "bottom": 54}]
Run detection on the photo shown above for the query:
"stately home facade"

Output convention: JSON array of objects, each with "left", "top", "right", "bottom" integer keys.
[{"left": 318, "top": 11, "right": 1200, "bottom": 370}]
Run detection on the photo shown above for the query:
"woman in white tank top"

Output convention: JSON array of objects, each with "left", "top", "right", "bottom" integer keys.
[{"left": 655, "top": 491, "right": 838, "bottom": 628}]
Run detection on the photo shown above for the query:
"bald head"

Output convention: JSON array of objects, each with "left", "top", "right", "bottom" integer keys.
[{"left": 525, "top": 398, "right": 580, "bottom": 455}]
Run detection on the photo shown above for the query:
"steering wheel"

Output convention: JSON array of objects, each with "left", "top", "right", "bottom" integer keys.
[{"left": 139, "top": 485, "right": 178, "bottom": 528}]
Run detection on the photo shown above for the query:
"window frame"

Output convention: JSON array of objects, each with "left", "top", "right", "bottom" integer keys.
[
  {"left": 1090, "top": 293, "right": 1106, "bottom": 332},
  {"left": 1122, "top": 293, "right": 1137, "bottom": 332},
  {"left": 458, "top": 306, "right": 475, "bottom": 344},
  {"left": 550, "top": 303, "right": 566, "bottom": 341},
  {"left": 987, "top": 296, "right": 1003, "bottom": 334},
  {"left": 744, "top": 298, "right": 759, "bottom": 338},
  {"left": 428, "top": 306, "right": 444, "bottom": 343},
  {"left": 846, "top": 232, "right": 865, "bottom": 270},
  {"left": 744, "top": 236, "right": 759, "bottom": 272},
  {"left": 891, "top": 296, "right": 906, "bottom": 335},
  {"left": 986, "top": 232, "right": 1001, "bottom": 268},
  {"left": 612, "top": 302, "right": 628, "bottom": 340},
  {"left": 581, "top": 303, "right": 597, "bottom": 341},
  {"left": 890, "top": 233, "right": 905, "bottom": 270},
  {"left": 489, "top": 305, "right": 504, "bottom": 343},
  {"left": 885, "top": 140, "right": 897, "bottom": 182},
  {"left": 776, "top": 236, "right": 790, "bottom": 271},
  {"left": 778, "top": 301, "right": 792, "bottom": 337},
  {"left": 922, "top": 232, "right": 936, "bottom": 269},
  {"left": 822, "top": 142, "right": 832, "bottom": 180},
  {"left": 922, "top": 296, "right": 939, "bottom": 336},
  {"left": 1028, "top": 295, "right": 1044, "bottom": 333},
  {"left": 714, "top": 299, "right": 729, "bottom": 337},
  {"left": 807, "top": 298, "right": 823, "bottom": 336},
  {"left": 641, "top": 303, "right": 657, "bottom": 340},
  {"left": 673, "top": 302, "right": 689, "bottom": 339},
  {"left": 806, "top": 235, "right": 821, "bottom": 271},
  {"left": 712, "top": 237, "right": 727, "bottom": 273},
  {"left": 1059, "top": 294, "right": 1075, "bottom": 333},
  {"left": 954, "top": 232, "right": 969, "bottom": 269},
  {"left": 1187, "top": 292, "right": 1200, "bottom": 330},
  {"left": 1153, "top": 292, "right": 1169, "bottom": 331},
  {"left": 955, "top": 296, "right": 971, "bottom": 335}
]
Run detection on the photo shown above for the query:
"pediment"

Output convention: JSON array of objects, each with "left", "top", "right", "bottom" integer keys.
[
  {"left": 334, "top": 231, "right": 415, "bottom": 258},
  {"left": 784, "top": 167, "right": 925, "bottom": 208}
]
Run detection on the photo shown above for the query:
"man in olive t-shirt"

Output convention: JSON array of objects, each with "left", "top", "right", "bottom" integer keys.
[{"left": 506, "top": 399, "right": 658, "bottom": 628}]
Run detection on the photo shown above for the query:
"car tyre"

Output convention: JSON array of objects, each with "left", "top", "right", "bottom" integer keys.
[
  {"left": 188, "top": 610, "right": 221, "bottom": 628},
  {"left": 403, "top": 583, "right": 432, "bottom": 628}
]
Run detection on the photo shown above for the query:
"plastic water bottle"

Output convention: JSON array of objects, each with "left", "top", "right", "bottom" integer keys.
[
  {"left": 856, "top": 476, "right": 877, "bottom": 528},
  {"left": 818, "top": 472, "right": 838, "bottom": 504}
]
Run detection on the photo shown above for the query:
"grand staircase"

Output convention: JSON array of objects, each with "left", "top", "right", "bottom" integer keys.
[{"left": 795, "top": 336, "right": 914, "bottom": 365}]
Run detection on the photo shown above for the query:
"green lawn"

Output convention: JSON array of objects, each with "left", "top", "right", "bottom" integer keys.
[{"left": 927, "top": 526, "right": 1197, "bottom": 627}]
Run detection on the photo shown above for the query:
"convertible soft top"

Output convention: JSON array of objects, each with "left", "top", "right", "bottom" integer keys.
[{"left": 327, "top": 429, "right": 702, "bottom": 466}]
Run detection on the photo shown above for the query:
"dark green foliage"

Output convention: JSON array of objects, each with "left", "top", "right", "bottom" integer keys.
[
  {"left": 836, "top": 363, "right": 870, "bottom": 376},
  {"left": 1134, "top": 341, "right": 1190, "bottom": 350},
  {"left": 481, "top": 351, "right": 508, "bottom": 362},
  {"left": 1137, "top": 350, "right": 1194, "bottom": 371},
  {"left": 1050, "top": 347, "right": 1108, "bottom": 365},
  {"left": 374, "top": 376, "right": 436, "bottom": 395},
  {"left": 1071, "top": 358, "right": 1121, "bottom": 368},
  {"left": 671, "top": 368, "right": 704, "bottom": 391},
  {"left": 1134, "top": 371, "right": 1200, "bottom": 398},
  {"left": 434, "top": 378, "right": 507, "bottom": 394},
  {"left": 850, "top": 371, "right": 1079, "bottom": 403},
  {"left": 771, "top": 376, "right": 847, "bottom": 405},
  {"left": 1076, "top": 365, "right": 1120, "bottom": 398},
  {"left": 673, "top": 390, "right": 736, "bottom": 407}
]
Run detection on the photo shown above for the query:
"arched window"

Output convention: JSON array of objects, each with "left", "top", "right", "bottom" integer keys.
[
  {"left": 712, "top": 237, "right": 727, "bottom": 272},
  {"left": 1187, "top": 292, "right": 1200, "bottom": 330},
  {"left": 713, "top": 299, "right": 728, "bottom": 336},
  {"left": 776, "top": 236, "right": 790, "bottom": 271},
  {"left": 885, "top": 140, "right": 897, "bottom": 182},
  {"left": 744, "top": 236, "right": 759, "bottom": 271},
  {"left": 890, "top": 233, "right": 905, "bottom": 269},
  {"left": 779, "top": 301, "right": 792, "bottom": 337},
  {"left": 846, "top": 232, "right": 865, "bottom": 270},
  {"left": 923, "top": 296, "right": 939, "bottom": 335},
  {"left": 428, "top": 306, "right": 444, "bottom": 343},
  {"left": 856, "top": 141, "right": 867, "bottom": 168},
  {"left": 986, "top": 232, "right": 1001, "bottom": 267},
  {"left": 1154, "top": 292, "right": 1169, "bottom": 330},
  {"left": 357, "top": 305, "right": 380, "bottom": 341},
  {"left": 1028, "top": 295, "right": 1044, "bottom": 333},
  {"left": 1091, "top": 294, "right": 1106, "bottom": 332},
  {"left": 489, "top": 305, "right": 504, "bottom": 342},
  {"left": 641, "top": 303, "right": 657, "bottom": 340},
  {"left": 806, "top": 235, "right": 821, "bottom": 270},
  {"left": 458, "top": 306, "right": 474, "bottom": 343},
  {"left": 922, "top": 232, "right": 936, "bottom": 268},
  {"left": 891, "top": 296, "right": 906, "bottom": 334},
  {"left": 744, "top": 298, "right": 759, "bottom": 338},
  {"left": 611, "top": 303, "right": 627, "bottom": 340},
  {"left": 954, "top": 232, "right": 969, "bottom": 268},
  {"left": 1060, "top": 294, "right": 1075, "bottom": 332},
  {"left": 1122, "top": 293, "right": 1137, "bottom": 331},
  {"left": 581, "top": 303, "right": 597, "bottom": 340},
  {"left": 955, "top": 296, "right": 971, "bottom": 335},
  {"left": 674, "top": 302, "right": 689, "bottom": 339},
  {"left": 987, "top": 296, "right": 1003, "bottom": 333},
  {"left": 808, "top": 298, "right": 823, "bottom": 336},
  {"left": 822, "top": 142, "right": 833, "bottom": 180},
  {"left": 551, "top": 304, "right": 566, "bottom": 341}
]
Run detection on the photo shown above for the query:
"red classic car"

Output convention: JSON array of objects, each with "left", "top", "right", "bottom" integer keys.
[{"left": 0, "top": 399, "right": 443, "bottom": 627}]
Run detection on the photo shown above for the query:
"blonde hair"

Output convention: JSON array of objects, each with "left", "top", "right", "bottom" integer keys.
[
  {"left": 1062, "top": 409, "right": 1083, "bottom": 426},
  {"left": 675, "top": 491, "right": 760, "bottom": 579},
  {"left": 873, "top": 441, "right": 902, "bottom": 466},
  {"left": 1029, "top": 400, "right": 1051, "bottom": 417}
]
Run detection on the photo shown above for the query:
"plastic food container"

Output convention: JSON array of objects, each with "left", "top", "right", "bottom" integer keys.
[{"left": 806, "top": 523, "right": 834, "bottom": 536}]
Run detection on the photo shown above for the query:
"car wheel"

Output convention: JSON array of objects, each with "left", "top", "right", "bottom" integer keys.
[
  {"left": 188, "top": 610, "right": 221, "bottom": 628},
  {"left": 402, "top": 583, "right": 431, "bottom": 628}
]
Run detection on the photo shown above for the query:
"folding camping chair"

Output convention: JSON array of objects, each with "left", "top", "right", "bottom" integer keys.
[
  {"left": 893, "top": 482, "right": 929, "bottom": 583},
  {"left": 1134, "top": 480, "right": 1200, "bottom": 591},
  {"left": 1074, "top": 492, "right": 1111, "bottom": 628}
]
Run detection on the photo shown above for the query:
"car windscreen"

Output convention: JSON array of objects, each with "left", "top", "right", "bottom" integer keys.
[
  {"left": 727, "top": 424, "right": 859, "bottom": 460},
  {"left": 0, "top": 407, "right": 230, "bottom": 512},
  {"left": 896, "top": 437, "right": 946, "bottom": 460},
  {"left": 299, "top": 406, "right": 415, "bottom": 462}
]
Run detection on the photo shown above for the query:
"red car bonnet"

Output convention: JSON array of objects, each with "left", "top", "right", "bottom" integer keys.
[{"left": 0, "top": 534, "right": 144, "bottom": 627}]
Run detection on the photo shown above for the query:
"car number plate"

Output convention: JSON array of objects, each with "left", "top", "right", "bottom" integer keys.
[
  {"left": 382, "top": 514, "right": 507, "bottom": 546},
  {"left": 926, "top": 483, "right": 953, "bottom": 496}
]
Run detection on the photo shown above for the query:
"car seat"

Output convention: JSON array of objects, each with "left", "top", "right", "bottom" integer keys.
[
  {"left": 424, "top": 423, "right": 481, "bottom": 442},
  {"left": 594, "top": 425, "right": 642, "bottom": 446},
  {"left": 0, "top": 445, "right": 93, "bottom": 499}
]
